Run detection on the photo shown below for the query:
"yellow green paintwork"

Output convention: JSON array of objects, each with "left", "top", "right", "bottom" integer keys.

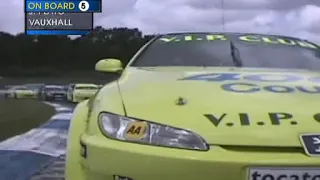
[
  {"left": 69, "top": 83, "right": 99, "bottom": 103},
  {"left": 66, "top": 33, "right": 320, "bottom": 180},
  {"left": 95, "top": 58, "right": 123, "bottom": 73},
  {"left": 66, "top": 65, "right": 320, "bottom": 180},
  {"left": 6, "top": 87, "right": 38, "bottom": 99}
]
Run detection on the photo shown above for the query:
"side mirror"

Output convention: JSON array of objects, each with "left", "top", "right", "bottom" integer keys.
[{"left": 95, "top": 58, "right": 123, "bottom": 73}]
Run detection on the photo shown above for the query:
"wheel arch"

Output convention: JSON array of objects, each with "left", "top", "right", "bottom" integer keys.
[{"left": 65, "top": 100, "right": 90, "bottom": 180}]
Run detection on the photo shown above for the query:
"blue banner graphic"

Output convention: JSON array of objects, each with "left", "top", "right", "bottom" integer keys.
[
  {"left": 26, "top": 30, "right": 91, "bottom": 35},
  {"left": 25, "top": 0, "right": 101, "bottom": 12}
]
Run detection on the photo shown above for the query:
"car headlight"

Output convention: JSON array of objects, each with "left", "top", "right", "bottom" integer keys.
[{"left": 98, "top": 112, "right": 209, "bottom": 151}]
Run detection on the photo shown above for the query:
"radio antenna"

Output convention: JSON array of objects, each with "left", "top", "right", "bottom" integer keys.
[{"left": 221, "top": 0, "right": 226, "bottom": 31}]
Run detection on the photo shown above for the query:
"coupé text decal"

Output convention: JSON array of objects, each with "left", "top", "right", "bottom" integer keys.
[
  {"left": 204, "top": 112, "right": 320, "bottom": 127},
  {"left": 158, "top": 34, "right": 318, "bottom": 49},
  {"left": 181, "top": 73, "right": 320, "bottom": 94}
]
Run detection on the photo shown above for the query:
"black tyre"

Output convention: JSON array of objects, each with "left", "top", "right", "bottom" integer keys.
[
  {"left": 45, "top": 95, "right": 54, "bottom": 101},
  {"left": 41, "top": 92, "right": 47, "bottom": 101},
  {"left": 69, "top": 93, "right": 74, "bottom": 102},
  {"left": 36, "top": 92, "right": 42, "bottom": 100}
]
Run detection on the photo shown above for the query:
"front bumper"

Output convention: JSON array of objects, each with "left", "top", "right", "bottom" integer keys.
[
  {"left": 46, "top": 93, "right": 66, "bottom": 100},
  {"left": 78, "top": 134, "right": 320, "bottom": 180},
  {"left": 73, "top": 95, "right": 91, "bottom": 102},
  {"left": 18, "top": 93, "right": 38, "bottom": 98}
]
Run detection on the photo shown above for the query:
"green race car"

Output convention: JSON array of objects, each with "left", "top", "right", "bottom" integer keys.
[
  {"left": 67, "top": 83, "right": 100, "bottom": 103},
  {"left": 66, "top": 32, "right": 320, "bottom": 180},
  {"left": 4, "top": 85, "right": 38, "bottom": 99}
]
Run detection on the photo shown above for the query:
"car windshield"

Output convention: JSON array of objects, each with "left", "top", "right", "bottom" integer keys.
[
  {"left": 131, "top": 33, "right": 320, "bottom": 70},
  {"left": 75, "top": 86, "right": 98, "bottom": 90},
  {"left": 26, "top": 84, "right": 43, "bottom": 87},
  {"left": 46, "top": 87, "right": 64, "bottom": 91},
  {"left": 25, "top": 84, "right": 43, "bottom": 90},
  {"left": 14, "top": 87, "right": 28, "bottom": 90}
]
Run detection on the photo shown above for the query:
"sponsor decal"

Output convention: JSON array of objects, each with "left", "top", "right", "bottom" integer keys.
[
  {"left": 203, "top": 112, "right": 320, "bottom": 127},
  {"left": 300, "top": 134, "right": 320, "bottom": 156},
  {"left": 181, "top": 73, "right": 320, "bottom": 94},
  {"left": 114, "top": 175, "right": 134, "bottom": 180},
  {"left": 125, "top": 121, "right": 148, "bottom": 140},
  {"left": 249, "top": 168, "right": 320, "bottom": 180},
  {"left": 175, "top": 97, "right": 188, "bottom": 106},
  {"left": 158, "top": 34, "right": 319, "bottom": 49}
]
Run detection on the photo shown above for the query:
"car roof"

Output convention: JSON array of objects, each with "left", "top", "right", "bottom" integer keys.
[
  {"left": 12, "top": 86, "right": 29, "bottom": 90},
  {"left": 75, "top": 84, "right": 98, "bottom": 87},
  {"left": 45, "top": 85, "right": 64, "bottom": 88},
  {"left": 25, "top": 83, "right": 45, "bottom": 85}
]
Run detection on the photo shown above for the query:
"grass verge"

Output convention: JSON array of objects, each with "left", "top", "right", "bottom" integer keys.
[{"left": 0, "top": 99, "right": 55, "bottom": 141}]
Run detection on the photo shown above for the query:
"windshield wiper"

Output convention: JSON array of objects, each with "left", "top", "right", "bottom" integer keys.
[{"left": 229, "top": 41, "right": 243, "bottom": 67}]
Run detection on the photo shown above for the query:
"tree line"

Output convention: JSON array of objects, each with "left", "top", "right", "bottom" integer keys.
[{"left": 0, "top": 27, "right": 156, "bottom": 76}]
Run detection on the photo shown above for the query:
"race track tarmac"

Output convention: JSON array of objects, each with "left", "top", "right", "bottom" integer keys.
[{"left": 0, "top": 100, "right": 74, "bottom": 180}]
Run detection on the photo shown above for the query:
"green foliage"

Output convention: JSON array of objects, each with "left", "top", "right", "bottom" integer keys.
[{"left": 0, "top": 27, "right": 157, "bottom": 76}]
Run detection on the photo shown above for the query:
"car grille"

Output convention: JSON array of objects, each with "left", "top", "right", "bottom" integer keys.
[
  {"left": 220, "top": 145, "right": 304, "bottom": 154},
  {"left": 54, "top": 93, "right": 65, "bottom": 96},
  {"left": 24, "top": 94, "right": 35, "bottom": 97}
]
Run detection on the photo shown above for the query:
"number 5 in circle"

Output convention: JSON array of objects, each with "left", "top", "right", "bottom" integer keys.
[{"left": 79, "top": 1, "right": 90, "bottom": 12}]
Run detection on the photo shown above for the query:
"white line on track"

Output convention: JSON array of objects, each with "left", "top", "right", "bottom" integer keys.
[{"left": 0, "top": 101, "right": 74, "bottom": 180}]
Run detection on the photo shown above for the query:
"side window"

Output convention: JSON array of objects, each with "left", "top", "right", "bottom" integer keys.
[{"left": 68, "top": 86, "right": 74, "bottom": 91}]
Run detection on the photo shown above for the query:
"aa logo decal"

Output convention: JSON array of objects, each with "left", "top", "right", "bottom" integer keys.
[
  {"left": 204, "top": 112, "right": 320, "bottom": 127},
  {"left": 125, "top": 121, "right": 148, "bottom": 140}
]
